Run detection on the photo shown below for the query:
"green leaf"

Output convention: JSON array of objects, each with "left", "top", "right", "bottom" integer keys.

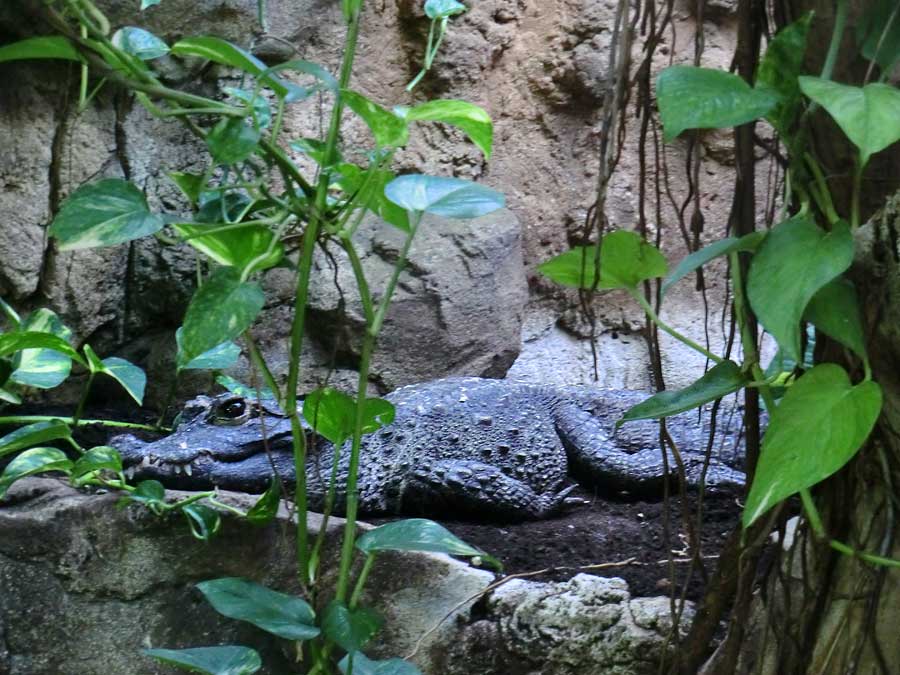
[
  {"left": 178, "top": 267, "right": 265, "bottom": 369},
  {"left": 402, "top": 99, "right": 493, "bottom": 159},
  {"left": 343, "top": 90, "right": 409, "bottom": 147},
  {"left": 0, "top": 332, "right": 85, "bottom": 366},
  {"left": 216, "top": 375, "right": 278, "bottom": 402},
  {"left": 184, "top": 503, "right": 223, "bottom": 541},
  {"left": 356, "top": 518, "right": 501, "bottom": 570},
  {"left": 246, "top": 479, "right": 281, "bottom": 525},
  {"left": 425, "top": 0, "right": 467, "bottom": 19},
  {"left": 384, "top": 175, "right": 504, "bottom": 218},
  {"left": 322, "top": 601, "right": 383, "bottom": 652},
  {"left": 303, "top": 389, "right": 395, "bottom": 446},
  {"left": 168, "top": 171, "right": 207, "bottom": 206},
  {"left": 207, "top": 118, "right": 261, "bottom": 165},
  {"left": 196, "top": 578, "right": 320, "bottom": 641},
  {"left": 258, "top": 60, "right": 339, "bottom": 101},
  {"left": 177, "top": 330, "right": 241, "bottom": 371},
  {"left": 144, "top": 646, "right": 261, "bottom": 675},
  {"left": 803, "top": 277, "right": 867, "bottom": 361},
  {"left": 619, "top": 360, "right": 747, "bottom": 424},
  {"left": 197, "top": 192, "right": 252, "bottom": 222},
  {"left": 747, "top": 215, "right": 853, "bottom": 363},
  {"left": 10, "top": 309, "right": 73, "bottom": 389},
  {"left": 744, "top": 364, "right": 882, "bottom": 527},
  {"left": 290, "top": 138, "right": 337, "bottom": 166},
  {"left": 661, "top": 232, "right": 764, "bottom": 298},
  {"left": 128, "top": 480, "right": 167, "bottom": 511},
  {"left": 538, "top": 230, "right": 667, "bottom": 291},
  {"left": 223, "top": 87, "right": 271, "bottom": 129},
  {"left": 49, "top": 179, "right": 165, "bottom": 250},
  {"left": 83, "top": 345, "right": 146, "bottom": 405},
  {"left": 111, "top": 27, "right": 169, "bottom": 61},
  {"left": 856, "top": 0, "right": 900, "bottom": 71},
  {"left": 657, "top": 66, "right": 779, "bottom": 141},
  {"left": 798, "top": 77, "right": 900, "bottom": 167},
  {"left": 0, "top": 36, "right": 84, "bottom": 64},
  {"left": 0, "top": 298, "right": 21, "bottom": 328},
  {"left": 173, "top": 222, "right": 283, "bottom": 275},
  {"left": 0, "top": 448, "right": 73, "bottom": 499},
  {"left": 0, "top": 420, "right": 73, "bottom": 459},
  {"left": 338, "top": 653, "right": 423, "bottom": 675},
  {"left": 141, "top": 0, "right": 162, "bottom": 8},
  {"left": 756, "top": 13, "right": 812, "bottom": 135},
  {"left": 336, "top": 164, "right": 409, "bottom": 231},
  {"left": 0, "top": 388, "right": 21, "bottom": 405},
  {"left": 71, "top": 446, "right": 123, "bottom": 482},
  {"left": 170, "top": 37, "right": 289, "bottom": 98}
]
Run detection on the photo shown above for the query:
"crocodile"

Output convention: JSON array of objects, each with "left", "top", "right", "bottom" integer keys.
[{"left": 112, "top": 377, "right": 746, "bottom": 520}]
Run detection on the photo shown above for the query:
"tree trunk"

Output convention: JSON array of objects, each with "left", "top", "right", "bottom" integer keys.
[{"left": 705, "top": 2, "right": 900, "bottom": 672}]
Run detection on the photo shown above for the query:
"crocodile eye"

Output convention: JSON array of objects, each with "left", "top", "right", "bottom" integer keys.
[{"left": 219, "top": 398, "right": 247, "bottom": 419}]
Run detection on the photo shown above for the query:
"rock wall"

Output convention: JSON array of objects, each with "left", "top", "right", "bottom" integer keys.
[{"left": 0, "top": 0, "right": 749, "bottom": 404}]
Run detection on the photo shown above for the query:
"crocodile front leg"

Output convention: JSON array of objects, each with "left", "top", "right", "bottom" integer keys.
[
  {"left": 399, "top": 460, "right": 576, "bottom": 521},
  {"left": 554, "top": 404, "right": 745, "bottom": 495}
]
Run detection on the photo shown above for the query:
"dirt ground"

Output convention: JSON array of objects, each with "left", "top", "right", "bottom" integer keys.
[{"left": 424, "top": 487, "right": 743, "bottom": 601}]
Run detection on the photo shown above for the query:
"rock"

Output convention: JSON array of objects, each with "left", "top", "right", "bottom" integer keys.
[
  {"left": 440, "top": 573, "right": 693, "bottom": 675},
  {"left": 0, "top": 477, "right": 494, "bottom": 675},
  {"left": 306, "top": 210, "right": 527, "bottom": 390}
]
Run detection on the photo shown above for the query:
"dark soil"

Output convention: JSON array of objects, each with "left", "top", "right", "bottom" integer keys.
[{"left": 426, "top": 487, "right": 743, "bottom": 601}]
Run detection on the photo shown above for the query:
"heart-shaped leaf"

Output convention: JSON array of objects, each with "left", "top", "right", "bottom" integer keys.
[
  {"left": 111, "top": 27, "right": 169, "bottom": 61},
  {"left": 356, "top": 518, "right": 501, "bottom": 570},
  {"left": 196, "top": 578, "right": 319, "bottom": 641},
  {"left": 173, "top": 222, "right": 283, "bottom": 275},
  {"left": 322, "top": 601, "right": 383, "bottom": 652},
  {"left": 856, "top": 0, "right": 900, "bottom": 71},
  {"left": 338, "top": 652, "right": 423, "bottom": 675},
  {"left": 84, "top": 345, "right": 146, "bottom": 405},
  {"left": 0, "top": 447, "right": 73, "bottom": 499},
  {"left": 799, "top": 77, "right": 900, "bottom": 167},
  {"left": 207, "top": 118, "right": 261, "bottom": 165},
  {"left": 184, "top": 503, "right": 223, "bottom": 541},
  {"left": 170, "top": 37, "right": 290, "bottom": 98},
  {"left": 343, "top": 90, "right": 409, "bottom": 147},
  {"left": 336, "top": 164, "right": 409, "bottom": 231},
  {"left": 303, "top": 389, "right": 395, "bottom": 446},
  {"left": 538, "top": 230, "right": 668, "bottom": 291},
  {"left": 744, "top": 364, "right": 882, "bottom": 527},
  {"left": 178, "top": 267, "right": 264, "bottom": 369},
  {"left": 127, "top": 480, "right": 167, "bottom": 511},
  {"left": 144, "top": 646, "right": 261, "bottom": 675},
  {"left": 71, "top": 446, "right": 123, "bottom": 482},
  {"left": 402, "top": 99, "right": 493, "bottom": 158},
  {"left": 657, "top": 66, "right": 779, "bottom": 141},
  {"left": 177, "top": 330, "right": 241, "bottom": 371},
  {"left": 0, "top": 420, "right": 73, "bottom": 458},
  {"left": 10, "top": 309, "right": 73, "bottom": 389},
  {"left": 619, "top": 360, "right": 747, "bottom": 423},
  {"left": 49, "top": 179, "right": 164, "bottom": 250},
  {"left": 803, "top": 277, "right": 867, "bottom": 361},
  {"left": 384, "top": 175, "right": 504, "bottom": 219},
  {"left": 0, "top": 332, "right": 85, "bottom": 366},
  {"left": 246, "top": 479, "right": 281, "bottom": 525},
  {"left": 747, "top": 215, "right": 853, "bottom": 363},
  {"left": 223, "top": 87, "right": 271, "bottom": 129},
  {"left": 756, "top": 13, "right": 812, "bottom": 135},
  {"left": 425, "top": 0, "right": 466, "bottom": 19}
]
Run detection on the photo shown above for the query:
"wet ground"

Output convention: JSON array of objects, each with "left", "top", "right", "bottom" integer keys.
[{"left": 423, "top": 487, "right": 743, "bottom": 601}]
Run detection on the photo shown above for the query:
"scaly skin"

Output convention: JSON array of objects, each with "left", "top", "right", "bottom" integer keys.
[{"left": 112, "top": 377, "right": 746, "bottom": 520}]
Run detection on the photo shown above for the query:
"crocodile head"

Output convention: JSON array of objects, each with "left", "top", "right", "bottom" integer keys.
[{"left": 112, "top": 394, "right": 297, "bottom": 493}]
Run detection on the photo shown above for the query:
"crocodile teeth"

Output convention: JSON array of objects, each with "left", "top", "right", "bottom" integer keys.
[
  {"left": 172, "top": 464, "right": 182, "bottom": 475},
  {"left": 183, "top": 463, "right": 192, "bottom": 477},
  {"left": 141, "top": 456, "right": 152, "bottom": 469},
  {"left": 124, "top": 466, "right": 136, "bottom": 479}
]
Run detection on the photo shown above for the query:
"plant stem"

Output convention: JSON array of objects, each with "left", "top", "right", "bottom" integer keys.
[
  {"left": 820, "top": 0, "right": 848, "bottom": 82},
  {"left": 0, "top": 416, "right": 161, "bottom": 431},
  {"left": 349, "top": 553, "right": 376, "bottom": 608},
  {"left": 72, "top": 372, "right": 95, "bottom": 427},
  {"left": 629, "top": 290, "right": 724, "bottom": 364},
  {"left": 851, "top": 157, "right": 863, "bottom": 230}
]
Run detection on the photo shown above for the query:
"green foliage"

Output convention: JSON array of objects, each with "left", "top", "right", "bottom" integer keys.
[
  {"left": 744, "top": 364, "right": 882, "bottom": 526},
  {"left": 339, "top": 652, "right": 423, "bottom": 675},
  {"left": 799, "top": 78, "right": 900, "bottom": 167},
  {"left": 0, "top": 447, "right": 72, "bottom": 499},
  {"left": 0, "top": 421, "right": 73, "bottom": 459},
  {"left": 661, "top": 232, "right": 763, "bottom": 298},
  {"left": 176, "top": 330, "right": 241, "bottom": 372},
  {"left": 84, "top": 345, "right": 146, "bottom": 406},
  {"left": 144, "top": 646, "right": 261, "bottom": 675},
  {"left": 245, "top": 480, "right": 281, "bottom": 525},
  {"left": 195, "top": 578, "right": 320, "bottom": 640},
  {"left": 656, "top": 66, "right": 779, "bottom": 141},
  {"left": 343, "top": 90, "right": 410, "bottom": 148},
  {"left": 357, "top": 518, "right": 502, "bottom": 570},
  {"left": 619, "top": 361, "right": 747, "bottom": 424},
  {"left": 0, "top": 36, "right": 84, "bottom": 63},
  {"left": 111, "top": 27, "right": 169, "bottom": 61},
  {"left": 178, "top": 267, "right": 265, "bottom": 369},
  {"left": 49, "top": 179, "right": 165, "bottom": 250},
  {"left": 71, "top": 446, "right": 123, "bottom": 484},
  {"left": 399, "top": 99, "right": 493, "bottom": 159},
  {"left": 856, "top": 0, "right": 900, "bottom": 71},
  {"left": 10, "top": 309, "right": 73, "bottom": 389},
  {"left": 322, "top": 601, "right": 383, "bottom": 652},
  {"left": 207, "top": 118, "right": 261, "bottom": 164},
  {"left": 538, "top": 230, "right": 667, "bottom": 291},
  {"left": 804, "top": 278, "right": 867, "bottom": 361},
  {"left": 747, "top": 215, "right": 853, "bottom": 363},
  {"left": 303, "top": 388, "right": 395, "bottom": 446},
  {"left": 172, "top": 222, "right": 284, "bottom": 275},
  {"left": 756, "top": 13, "right": 813, "bottom": 135},
  {"left": 384, "top": 174, "right": 505, "bottom": 218}
]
